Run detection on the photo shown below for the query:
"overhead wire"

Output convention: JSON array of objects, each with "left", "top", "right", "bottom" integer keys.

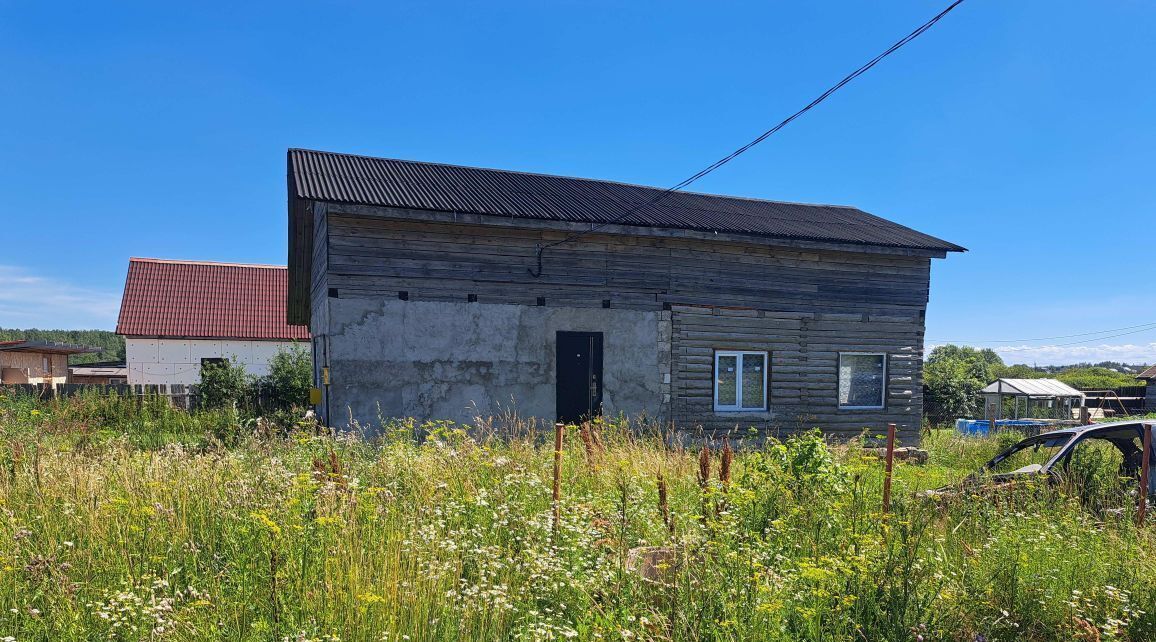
[
  {"left": 1028, "top": 325, "right": 1156, "bottom": 349},
  {"left": 529, "top": 0, "right": 969, "bottom": 277},
  {"left": 928, "top": 321, "right": 1156, "bottom": 345}
]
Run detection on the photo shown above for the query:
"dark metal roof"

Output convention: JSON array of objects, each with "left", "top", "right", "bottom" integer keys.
[
  {"left": 0, "top": 340, "right": 101, "bottom": 355},
  {"left": 289, "top": 149, "right": 965, "bottom": 253}
]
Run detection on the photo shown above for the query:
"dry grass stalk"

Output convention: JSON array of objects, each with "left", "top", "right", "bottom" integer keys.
[
  {"left": 697, "top": 445, "right": 711, "bottom": 524},
  {"left": 717, "top": 438, "right": 733, "bottom": 516},
  {"left": 312, "top": 449, "right": 348, "bottom": 490},
  {"left": 579, "top": 422, "right": 599, "bottom": 469},
  {"left": 8, "top": 441, "right": 23, "bottom": 483},
  {"left": 657, "top": 473, "right": 674, "bottom": 536},
  {"left": 590, "top": 422, "right": 604, "bottom": 450},
  {"left": 697, "top": 446, "right": 710, "bottom": 490},
  {"left": 719, "top": 439, "right": 733, "bottom": 488}
]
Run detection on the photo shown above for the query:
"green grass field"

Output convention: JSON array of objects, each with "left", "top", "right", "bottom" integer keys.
[{"left": 0, "top": 390, "right": 1153, "bottom": 641}]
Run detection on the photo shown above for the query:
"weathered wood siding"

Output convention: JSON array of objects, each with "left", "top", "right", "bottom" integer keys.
[
  {"left": 317, "top": 209, "right": 931, "bottom": 440},
  {"left": 325, "top": 213, "right": 930, "bottom": 314},
  {"left": 309, "top": 202, "right": 330, "bottom": 333},
  {"left": 669, "top": 305, "right": 923, "bottom": 441}
]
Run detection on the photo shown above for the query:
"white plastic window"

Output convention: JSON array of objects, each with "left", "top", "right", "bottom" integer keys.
[{"left": 714, "top": 351, "right": 768, "bottom": 411}]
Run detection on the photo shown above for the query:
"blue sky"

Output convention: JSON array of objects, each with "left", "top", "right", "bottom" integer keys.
[{"left": 1, "top": 1, "right": 1153, "bottom": 365}]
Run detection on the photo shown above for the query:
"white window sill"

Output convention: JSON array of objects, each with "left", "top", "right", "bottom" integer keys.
[{"left": 713, "top": 409, "right": 773, "bottom": 418}]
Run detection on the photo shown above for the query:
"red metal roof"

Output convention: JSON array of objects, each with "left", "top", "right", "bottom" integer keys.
[{"left": 116, "top": 258, "right": 310, "bottom": 340}]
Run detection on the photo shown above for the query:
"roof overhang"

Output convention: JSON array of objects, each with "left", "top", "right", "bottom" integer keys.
[{"left": 0, "top": 341, "right": 102, "bottom": 355}]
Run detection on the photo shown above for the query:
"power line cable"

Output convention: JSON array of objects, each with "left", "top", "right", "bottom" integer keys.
[
  {"left": 928, "top": 321, "right": 1156, "bottom": 345},
  {"left": 1047, "top": 325, "right": 1156, "bottom": 348},
  {"left": 529, "top": 0, "right": 969, "bottom": 277}
]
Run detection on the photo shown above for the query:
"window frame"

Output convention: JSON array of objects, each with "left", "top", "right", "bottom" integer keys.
[
  {"left": 713, "top": 350, "right": 769, "bottom": 412},
  {"left": 837, "top": 352, "right": 888, "bottom": 410}
]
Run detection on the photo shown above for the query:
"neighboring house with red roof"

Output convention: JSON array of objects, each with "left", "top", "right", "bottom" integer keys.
[{"left": 116, "top": 258, "right": 310, "bottom": 386}]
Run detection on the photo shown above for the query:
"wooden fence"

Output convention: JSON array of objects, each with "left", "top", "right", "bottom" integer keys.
[
  {"left": 1080, "top": 386, "right": 1148, "bottom": 416},
  {"left": 1, "top": 383, "right": 278, "bottom": 413}
]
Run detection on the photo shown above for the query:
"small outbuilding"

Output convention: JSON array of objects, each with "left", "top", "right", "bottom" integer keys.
[
  {"left": 0, "top": 340, "right": 100, "bottom": 385},
  {"left": 981, "top": 378, "right": 1086, "bottom": 421},
  {"left": 68, "top": 361, "right": 128, "bottom": 384},
  {"left": 116, "top": 258, "right": 310, "bottom": 385},
  {"left": 1139, "top": 365, "right": 1156, "bottom": 412}
]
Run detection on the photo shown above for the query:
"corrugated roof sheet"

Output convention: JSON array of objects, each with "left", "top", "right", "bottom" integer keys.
[
  {"left": 288, "top": 149, "right": 965, "bottom": 252},
  {"left": 116, "top": 258, "right": 310, "bottom": 340},
  {"left": 981, "top": 378, "right": 1086, "bottom": 398},
  {"left": 0, "top": 341, "right": 101, "bottom": 355}
]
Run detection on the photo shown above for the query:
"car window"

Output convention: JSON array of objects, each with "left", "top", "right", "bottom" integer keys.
[
  {"left": 1067, "top": 437, "right": 1129, "bottom": 484},
  {"left": 986, "top": 435, "right": 1070, "bottom": 475}
]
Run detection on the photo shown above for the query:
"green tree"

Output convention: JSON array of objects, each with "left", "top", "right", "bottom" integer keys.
[
  {"left": 924, "top": 345, "right": 1009, "bottom": 424},
  {"left": 998, "top": 363, "right": 1047, "bottom": 379},
  {"left": 260, "top": 344, "right": 312, "bottom": 410},
  {"left": 198, "top": 358, "right": 251, "bottom": 410}
]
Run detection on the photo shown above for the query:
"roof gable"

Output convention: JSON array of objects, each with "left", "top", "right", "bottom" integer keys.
[{"left": 116, "top": 258, "right": 310, "bottom": 341}]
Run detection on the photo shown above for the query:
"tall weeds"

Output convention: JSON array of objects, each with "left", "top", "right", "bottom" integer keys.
[{"left": 0, "top": 391, "right": 1153, "bottom": 641}]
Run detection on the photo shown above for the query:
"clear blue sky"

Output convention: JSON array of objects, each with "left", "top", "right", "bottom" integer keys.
[{"left": 2, "top": 1, "right": 1153, "bottom": 365}]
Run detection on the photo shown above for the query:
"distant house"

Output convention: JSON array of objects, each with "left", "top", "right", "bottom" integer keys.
[
  {"left": 1140, "top": 365, "right": 1156, "bottom": 412},
  {"left": 116, "top": 258, "right": 310, "bottom": 385},
  {"left": 287, "top": 149, "right": 964, "bottom": 440},
  {"left": 0, "top": 340, "right": 100, "bottom": 385},
  {"left": 68, "top": 361, "right": 128, "bottom": 385}
]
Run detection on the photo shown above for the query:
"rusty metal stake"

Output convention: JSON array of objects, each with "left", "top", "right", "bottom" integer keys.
[
  {"left": 882, "top": 423, "right": 897, "bottom": 514},
  {"left": 552, "top": 422, "right": 564, "bottom": 536},
  {"left": 1139, "top": 425, "right": 1151, "bottom": 527}
]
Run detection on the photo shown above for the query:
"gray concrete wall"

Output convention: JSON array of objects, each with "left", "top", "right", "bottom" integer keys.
[{"left": 323, "top": 298, "right": 667, "bottom": 432}]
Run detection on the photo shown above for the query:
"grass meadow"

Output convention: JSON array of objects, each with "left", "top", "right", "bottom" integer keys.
[{"left": 0, "top": 390, "right": 1154, "bottom": 642}]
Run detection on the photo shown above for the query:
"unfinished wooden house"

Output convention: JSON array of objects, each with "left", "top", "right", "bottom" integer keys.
[
  {"left": 0, "top": 340, "right": 100, "bottom": 385},
  {"left": 287, "top": 149, "right": 964, "bottom": 441}
]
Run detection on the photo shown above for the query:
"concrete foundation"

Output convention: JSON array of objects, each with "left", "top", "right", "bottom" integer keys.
[{"left": 321, "top": 299, "right": 667, "bottom": 432}]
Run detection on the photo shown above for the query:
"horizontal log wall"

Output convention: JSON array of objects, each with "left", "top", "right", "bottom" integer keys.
[
  {"left": 669, "top": 305, "right": 923, "bottom": 442},
  {"left": 317, "top": 210, "right": 930, "bottom": 440},
  {"left": 325, "top": 214, "right": 931, "bottom": 314}
]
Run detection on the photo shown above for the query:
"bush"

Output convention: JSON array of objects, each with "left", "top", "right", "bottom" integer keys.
[
  {"left": 198, "top": 358, "right": 251, "bottom": 410},
  {"left": 1057, "top": 366, "right": 1142, "bottom": 390},
  {"left": 260, "top": 343, "right": 312, "bottom": 411}
]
